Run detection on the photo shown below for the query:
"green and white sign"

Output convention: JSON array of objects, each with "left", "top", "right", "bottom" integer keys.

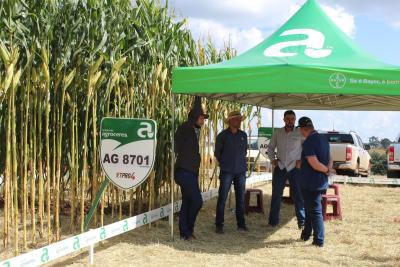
[
  {"left": 100, "top": 118, "right": 157, "bottom": 190},
  {"left": 258, "top": 127, "right": 276, "bottom": 158}
]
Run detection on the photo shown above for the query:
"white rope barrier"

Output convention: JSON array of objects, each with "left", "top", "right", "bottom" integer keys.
[{"left": 331, "top": 175, "right": 400, "bottom": 186}]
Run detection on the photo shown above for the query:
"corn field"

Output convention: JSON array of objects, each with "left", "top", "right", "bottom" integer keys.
[{"left": 0, "top": 0, "right": 260, "bottom": 256}]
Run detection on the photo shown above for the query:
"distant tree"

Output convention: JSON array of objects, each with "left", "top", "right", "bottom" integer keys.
[
  {"left": 370, "top": 151, "right": 387, "bottom": 175},
  {"left": 368, "top": 136, "right": 380, "bottom": 148},
  {"left": 380, "top": 138, "right": 392, "bottom": 149}
]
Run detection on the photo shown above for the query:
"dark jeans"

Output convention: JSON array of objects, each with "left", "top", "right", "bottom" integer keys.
[
  {"left": 175, "top": 168, "right": 203, "bottom": 238},
  {"left": 215, "top": 171, "right": 246, "bottom": 228},
  {"left": 268, "top": 167, "right": 305, "bottom": 226},
  {"left": 302, "top": 189, "right": 325, "bottom": 245}
]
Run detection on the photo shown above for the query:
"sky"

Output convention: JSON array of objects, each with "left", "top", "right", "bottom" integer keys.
[{"left": 165, "top": 0, "right": 400, "bottom": 142}]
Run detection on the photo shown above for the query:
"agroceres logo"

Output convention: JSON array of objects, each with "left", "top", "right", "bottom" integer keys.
[{"left": 264, "top": 29, "right": 332, "bottom": 59}]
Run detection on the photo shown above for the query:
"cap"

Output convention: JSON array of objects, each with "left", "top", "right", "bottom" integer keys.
[
  {"left": 188, "top": 96, "right": 209, "bottom": 124},
  {"left": 188, "top": 108, "right": 209, "bottom": 121},
  {"left": 297, "top": 116, "right": 314, "bottom": 128}
]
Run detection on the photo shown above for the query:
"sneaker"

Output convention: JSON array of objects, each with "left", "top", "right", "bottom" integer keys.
[
  {"left": 300, "top": 230, "right": 310, "bottom": 242},
  {"left": 238, "top": 226, "right": 249, "bottom": 232},
  {"left": 215, "top": 226, "right": 224, "bottom": 234}
]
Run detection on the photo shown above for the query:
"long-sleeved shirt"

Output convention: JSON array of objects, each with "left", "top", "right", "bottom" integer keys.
[
  {"left": 175, "top": 122, "right": 201, "bottom": 174},
  {"left": 214, "top": 128, "right": 248, "bottom": 174},
  {"left": 267, "top": 127, "right": 302, "bottom": 172}
]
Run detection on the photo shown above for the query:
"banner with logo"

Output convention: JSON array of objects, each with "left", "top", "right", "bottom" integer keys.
[{"left": 100, "top": 118, "right": 157, "bottom": 190}]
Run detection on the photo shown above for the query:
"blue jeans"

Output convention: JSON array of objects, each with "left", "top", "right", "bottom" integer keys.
[
  {"left": 215, "top": 171, "right": 246, "bottom": 228},
  {"left": 175, "top": 168, "right": 203, "bottom": 238},
  {"left": 268, "top": 167, "right": 305, "bottom": 226},
  {"left": 302, "top": 189, "right": 325, "bottom": 245}
]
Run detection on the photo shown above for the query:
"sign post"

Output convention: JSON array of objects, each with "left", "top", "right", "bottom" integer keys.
[
  {"left": 247, "top": 127, "right": 276, "bottom": 176},
  {"left": 84, "top": 118, "right": 157, "bottom": 230}
]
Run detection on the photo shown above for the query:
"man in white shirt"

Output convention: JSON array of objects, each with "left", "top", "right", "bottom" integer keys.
[{"left": 267, "top": 110, "right": 305, "bottom": 229}]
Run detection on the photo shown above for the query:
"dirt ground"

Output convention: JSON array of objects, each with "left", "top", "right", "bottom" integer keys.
[{"left": 43, "top": 183, "right": 400, "bottom": 267}]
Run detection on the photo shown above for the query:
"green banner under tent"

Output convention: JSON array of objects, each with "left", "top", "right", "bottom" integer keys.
[
  {"left": 258, "top": 127, "right": 277, "bottom": 139},
  {"left": 172, "top": 0, "right": 400, "bottom": 111}
]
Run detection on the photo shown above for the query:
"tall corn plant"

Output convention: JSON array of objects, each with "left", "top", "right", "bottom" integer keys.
[{"left": 0, "top": 0, "right": 258, "bottom": 255}]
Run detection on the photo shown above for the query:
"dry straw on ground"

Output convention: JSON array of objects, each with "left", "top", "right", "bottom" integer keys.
[{"left": 39, "top": 183, "right": 400, "bottom": 267}]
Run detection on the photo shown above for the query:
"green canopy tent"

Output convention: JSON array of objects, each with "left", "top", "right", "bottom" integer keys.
[
  {"left": 172, "top": 0, "right": 400, "bottom": 111},
  {"left": 169, "top": 0, "right": 400, "bottom": 238}
]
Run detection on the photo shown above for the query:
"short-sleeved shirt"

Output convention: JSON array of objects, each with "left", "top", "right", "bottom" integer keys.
[
  {"left": 300, "top": 131, "right": 330, "bottom": 191},
  {"left": 214, "top": 128, "right": 248, "bottom": 174}
]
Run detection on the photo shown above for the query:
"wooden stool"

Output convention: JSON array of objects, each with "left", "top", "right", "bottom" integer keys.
[
  {"left": 245, "top": 189, "right": 264, "bottom": 215},
  {"left": 328, "top": 184, "right": 340, "bottom": 195},
  {"left": 321, "top": 194, "right": 342, "bottom": 221}
]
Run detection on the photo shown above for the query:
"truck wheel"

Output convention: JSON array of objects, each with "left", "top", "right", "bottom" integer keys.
[
  {"left": 361, "top": 172, "right": 369, "bottom": 178},
  {"left": 361, "top": 168, "right": 370, "bottom": 178},
  {"left": 336, "top": 170, "right": 344, "bottom": 176},
  {"left": 351, "top": 162, "right": 360, "bottom": 177}
]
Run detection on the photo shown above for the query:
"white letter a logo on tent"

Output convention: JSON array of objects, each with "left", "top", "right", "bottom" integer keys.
[{"left": 264, "top": 29, "right": 332, "bottom": 58}]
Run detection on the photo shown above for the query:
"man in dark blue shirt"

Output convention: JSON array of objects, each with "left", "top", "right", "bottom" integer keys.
[
  {"left": 298, "top": 117, "right": 332, "bottom": 247},
  {"left": 214, "top": 111, "right": 248, "bottom": 234}
]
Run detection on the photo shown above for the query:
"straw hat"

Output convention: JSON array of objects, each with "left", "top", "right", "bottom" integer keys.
[{"left": 224, "top": 110, "right": 244, "bottom": 123}]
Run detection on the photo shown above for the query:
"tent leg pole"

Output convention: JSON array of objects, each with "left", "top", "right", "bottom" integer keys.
[
  {"left": 272, "top": 109, "right": 275, "bottom": 132},
  {"left": 170, "top": 94, "right": 176, "bottom": 241},
  {"left": 271, "top": 109, "right": 275, "bottom": 173}
]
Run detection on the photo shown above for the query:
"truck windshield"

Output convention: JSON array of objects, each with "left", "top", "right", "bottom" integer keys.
[{"left": 320, "top": 133, "right": 354, "bottom": 144}]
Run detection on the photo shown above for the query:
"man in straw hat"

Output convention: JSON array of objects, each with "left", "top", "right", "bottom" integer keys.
[
  {"left": 267, "top": 110, "right": 305, "bottom": 229},
  {"left": 214, "top": 110, "right": 249, "bottom": 234},
  {"left": 175, "top": 96, "right": 208, "bottom": 240}
]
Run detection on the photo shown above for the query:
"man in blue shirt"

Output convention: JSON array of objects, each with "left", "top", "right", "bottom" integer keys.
[
  {"left": 298, "top": 117, "right": 332, "bottom": 247},
  {"left": 214, "top": 111, "right": 248, "bottom": 234}
]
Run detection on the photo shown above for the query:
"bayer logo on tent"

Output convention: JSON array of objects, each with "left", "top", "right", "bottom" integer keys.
[{"left": 329, "top": 73, "right": 347, "bottom": 89}]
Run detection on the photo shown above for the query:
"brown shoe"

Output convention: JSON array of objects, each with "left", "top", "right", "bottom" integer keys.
[{"left": 191, "top": 234, "right": 197, "bottom": 240}]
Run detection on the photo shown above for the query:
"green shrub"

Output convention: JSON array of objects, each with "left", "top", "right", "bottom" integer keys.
[{"left": 370, "top": 151, "right": 387, "bottom": 175}]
